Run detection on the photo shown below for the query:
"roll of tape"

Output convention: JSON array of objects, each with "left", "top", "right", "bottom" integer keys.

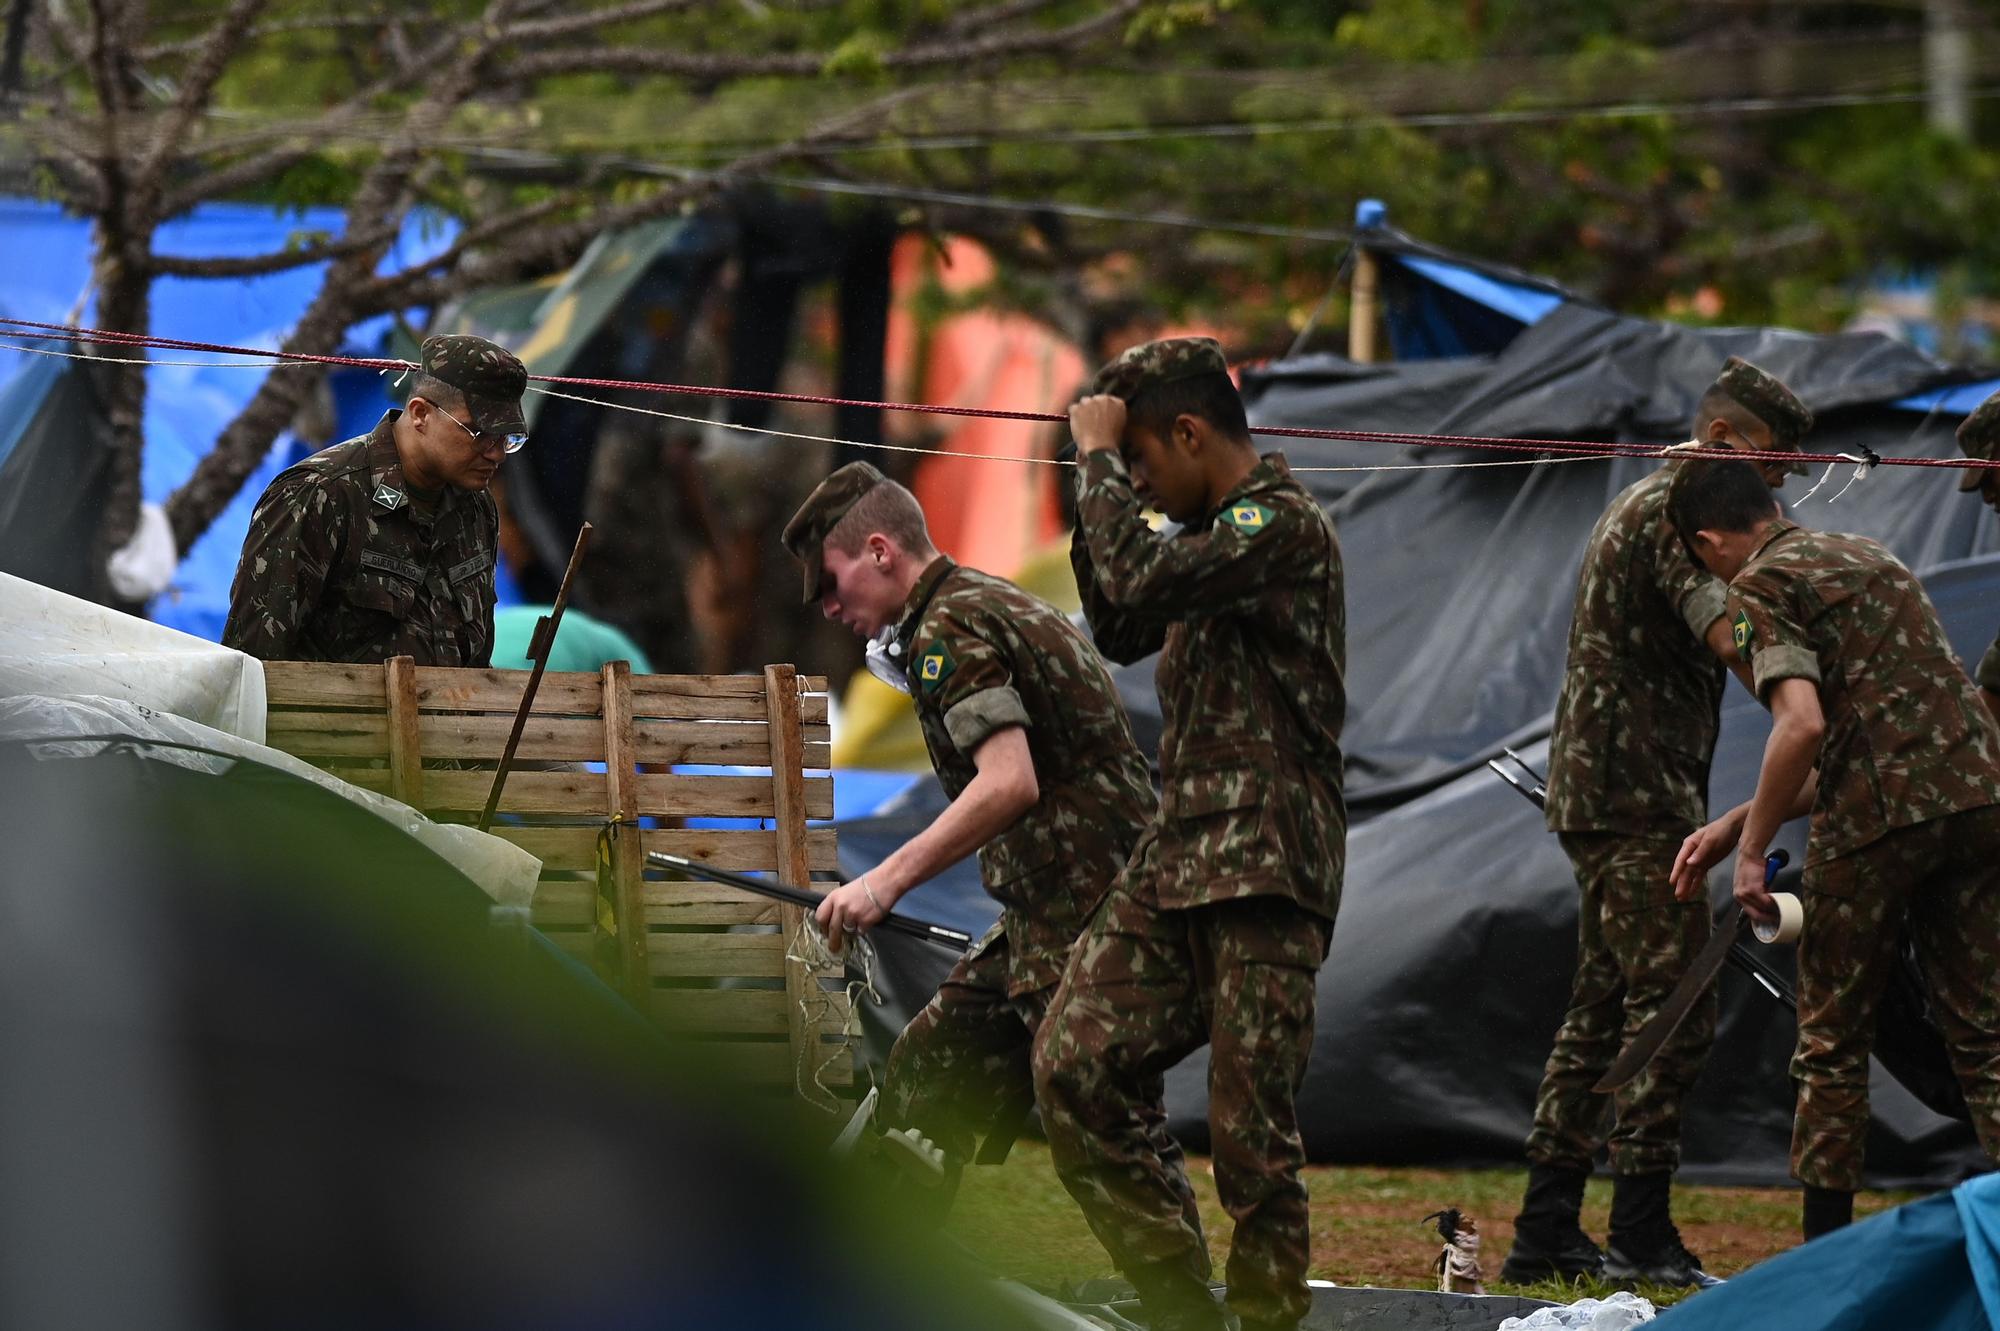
[{"left": 1754, "top": 892, "right": 1803, "bottom": 945}]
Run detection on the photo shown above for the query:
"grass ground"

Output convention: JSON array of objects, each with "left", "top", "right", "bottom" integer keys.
[{"left": 947, "top": 1142, "right": 1919, "bottom": 1310}]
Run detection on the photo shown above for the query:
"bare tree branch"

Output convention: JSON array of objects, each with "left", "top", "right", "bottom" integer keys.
[
  {"left": 133, "top": 0, "right": 269, "bottom": 204},
  {"left": 503, "top": 0, "right": 707, "bottom": 44},
  {"left": 360, "top": 85, "right": 919, "bottom": 311},
  {"left": 147, "top": 224, "right": 400, "bottom": 279},
  {"left": 941, "top": 0, "right": 1065, "bottom": 41},
  {"left": 138, "top": 13, "right": 402, "bottom": 62},
  {"left": 512, "top": 0, "right": 1143, "bottom": 80},
  {"left": 158, "top": 19, "right": 493, "bottom": 215}
]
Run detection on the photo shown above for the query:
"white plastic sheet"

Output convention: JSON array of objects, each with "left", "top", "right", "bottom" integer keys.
[
  {"left": 0, "top": 571, "right": 265, "bottom": 741},
  {"left": 0, "top": 693, "right": 541, "bottom": 908},
  {"left": 1497, "top": 1291, "right": 1657, "bottom": 1331}
]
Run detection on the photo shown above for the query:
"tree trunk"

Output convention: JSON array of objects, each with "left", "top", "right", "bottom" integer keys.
[{"left": 90, "top": 223, "right": 154, "bottom": 608}]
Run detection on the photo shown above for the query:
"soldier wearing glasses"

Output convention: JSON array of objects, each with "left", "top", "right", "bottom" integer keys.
[{"left": 224, "top": 335, "right": 528, "bottom": 667}]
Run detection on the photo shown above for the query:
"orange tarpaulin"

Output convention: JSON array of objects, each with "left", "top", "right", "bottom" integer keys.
[{"left": 885, "top": 236, "right": 1079, "bottom": 578}]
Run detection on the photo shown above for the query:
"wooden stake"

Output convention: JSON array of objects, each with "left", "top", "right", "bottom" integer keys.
[
  {"left": 601, "top": 659, "right": 651, "bottom": 1015},
  {"left": 385, "top": 654, "right": 424, "bottom": 809},
  {"left": 478, "top": 522, "right": 591, "bottom": 832}
]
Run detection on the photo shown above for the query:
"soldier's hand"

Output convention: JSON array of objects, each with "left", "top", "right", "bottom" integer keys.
[
  {"left": 1670, "top": 816, "right": 1740, "bottom": 900},
  {"left": 814, "top": 877, "right": 887, "bottom": 952},
  {"left": 1732, "top": 851, "right": 1778, "bottom": 926},
  {"left": 1068, "top": 395, "right": 1127, "bottom": 456}
]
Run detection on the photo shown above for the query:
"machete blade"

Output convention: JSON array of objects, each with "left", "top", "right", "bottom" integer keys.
[{"left": 1594, "top": 903, "right": 1746, "bottom": 1094}]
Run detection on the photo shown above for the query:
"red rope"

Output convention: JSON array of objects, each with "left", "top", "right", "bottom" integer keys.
[{"left": 3, "top": 314, "right": 1995, "bottom": 474}]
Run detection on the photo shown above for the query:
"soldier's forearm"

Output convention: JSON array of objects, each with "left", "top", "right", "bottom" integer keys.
[
  {"left": 1741, "top": 697, "right": 1822, "bottom": 858},
  {"left": 872, "top": 728, "right": 1038, "bottom": 902}
]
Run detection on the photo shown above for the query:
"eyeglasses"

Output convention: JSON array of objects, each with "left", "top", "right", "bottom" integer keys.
[{"left": 412, "top": 397, "right": 528, "bottom": 454}]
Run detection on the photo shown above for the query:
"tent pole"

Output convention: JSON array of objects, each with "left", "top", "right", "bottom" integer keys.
[{"left": 1349, "top": 247, "right": 1379, "bottom": 364}]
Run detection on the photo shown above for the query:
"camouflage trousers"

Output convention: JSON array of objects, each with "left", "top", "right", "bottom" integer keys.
[
  {"left": 882, "top": 931, "right": 1196, "bottom": 1204},
  {"left": 1793, "top": 805, "right": 2000, "bottom": 1191},
  {"left": 1033, "top": 888, "right": 1330, "bottom": 1329},
  {"left": 1525, "top": 832, "right": 1715, "bottom": 1176}
]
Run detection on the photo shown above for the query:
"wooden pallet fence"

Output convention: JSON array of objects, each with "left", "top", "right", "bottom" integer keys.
[{"left": 262, "top": 656, "right": 850, "bottom": 1105}]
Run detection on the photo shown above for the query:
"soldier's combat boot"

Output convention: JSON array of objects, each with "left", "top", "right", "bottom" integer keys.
[
  {"left": 1500, "top": 1164, "right": 1604, "bottom": 1283},
  {"left": 1602, "top": 1171, "right": 1723, "bottom": 1289},
  {"left": 1802, "top": 1186, "right": 1855, "bottom": 1242},
  {"left": 1125, "top": 1256, "right": 1228, "bottom": 1331}
]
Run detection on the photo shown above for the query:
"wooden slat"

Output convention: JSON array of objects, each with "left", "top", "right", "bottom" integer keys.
[
  {"left": 491, "top": 825, "right": 840, "bottom": 872},
  {"left": 265, "top": 710, "right": 389, "bottom": 757},
  {"left": 651, "top": 989, "right": 789, "bottom": 1036},
  {"left": 633, "top": 675, "right": 830, "bottom": 724},
  {"left": 385, "top": 656, "right": 425, "bottom": 809},
  {"left": 533, "top": 880, "right": 783, "bottom": 928},
  {"left": 601, "top": 661, "right": 651, "bottom": 1011},
  {"left": 263, "top": 661, "right": 384, "bottom": 707},
  {"left": 264, "top": 661, "right": 830, "bottom": 722},
  {"left": 269, "top": 710, "right": 832, "bottom": 767},
  {"left": 636, "top": 723, "right": 832, "bottom": 769},
  {"left": 647, "top": 932, "right": 786, "bottom": 978},
  {"left": 767, "top": 663, "right": 838, "bottom": 1113},
  {"left": 411, "top": 770, "right": 834, "bottom": 819}
]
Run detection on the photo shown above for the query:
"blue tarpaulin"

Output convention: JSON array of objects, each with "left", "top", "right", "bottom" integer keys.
[
  {"left": 0, "top": 198, "right": 457, "bottom": 641},
  {"left": 1655, "top": 1172, "right": 2000, "bottom": 1330}
]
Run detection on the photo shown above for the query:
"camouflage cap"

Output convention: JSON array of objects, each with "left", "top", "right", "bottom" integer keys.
[
  {"left": 421, "top": 334, "right": 529, "bottom": 438},
  {"left": 1714, "top": 356, "right": 1813, "bottom": 474},
  {"left": 781, "top": 461, "right": 887, "bottom": 602},
  {"left": 1955, "top": 387, "right": 2000, "bottom": 492},
  {"left": 1088, "top": 336, "right": 1229, "bottom": 403}
]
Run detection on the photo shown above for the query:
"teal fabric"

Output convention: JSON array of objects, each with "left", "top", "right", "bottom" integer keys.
[
  {"left": 1656, "top": 1177, "right": 1995, "bottom": 1331},
  {"left": 490, "top": 606, "right": 654, "bottom": 674}
]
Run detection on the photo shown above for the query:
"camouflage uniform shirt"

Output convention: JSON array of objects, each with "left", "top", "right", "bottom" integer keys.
[
  {"left": 224, "top": 412, "right": 498, "bottom": 666},
  {"left": 1545, "top": 465, "right": 1729, "bottom": 836},
  {"left": 1070, "top": 451, "right": 1346, "bottom": 921},
  {"left": 898, "top": 556, "right": 1158, "bottom": 996},
  {"left": 1729, "top": 519, "right": 2000, "bottom": 864}
]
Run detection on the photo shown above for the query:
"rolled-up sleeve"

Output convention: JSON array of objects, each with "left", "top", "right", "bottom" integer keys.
[
  {"left": 945, "top": 687, "right": 1032, "bottom": 754},
  {"left": 1729, "top": 575, "right": 1821, "bottom": 700}
]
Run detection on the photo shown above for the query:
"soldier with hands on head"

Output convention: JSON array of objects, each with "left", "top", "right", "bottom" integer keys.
[
  {"left": 1501, "top": 357, "right": 1811, "bottom": 1291},
  {"left": 780, "top": 462, "right": 1184, "bottom": 1217},
  {"left": 224, "top": 335, "right": 527, "bottom": 667},
  {"left": 1957, "top": 390, "right": 2000, "bottom": 721},
  {"left": 1666, "top": 457, "right": 2000, "bottom": 1242},
  {"left": 1032, "top": 337, "right": 1346, "bottom": 1331}
]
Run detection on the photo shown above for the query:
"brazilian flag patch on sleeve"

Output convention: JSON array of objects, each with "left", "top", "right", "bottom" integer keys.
[
  {"left": 1220, "top": 501, "right": 1273, "bottom": 534},
  {"left": 1731, "top": 609, "right": 1754, "bottom": 660},
  {"left": 917, "top": 642, "right": 956, "bottom": 691}
]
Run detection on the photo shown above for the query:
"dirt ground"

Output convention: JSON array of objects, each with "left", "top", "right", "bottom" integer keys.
[{"left": 947, "top": 1142, "right": 1919, "bottom": 1309}]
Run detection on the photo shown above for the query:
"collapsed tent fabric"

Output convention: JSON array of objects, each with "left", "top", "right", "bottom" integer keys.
[
  {"left": 1652, "top": 1171, "right": 2000, "bottom": 1330},
  {"left": 0, "top": 350, "right": 116, "bottom": 598}
]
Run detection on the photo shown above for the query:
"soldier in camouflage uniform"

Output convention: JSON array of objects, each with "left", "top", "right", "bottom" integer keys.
[
  {"left": 1667, "top": 457, "right": 2000, "bottom": 1241},
  {"left": 1032, "top": 338, "right": 1346, "bottom": 1331},
  {"left": 1957, "top": 390, "right": 2000, "bottom": 720},
  {"left": 1503, "top": 358, "right": 1812, "bottom": 1290},
  {"left": 780, "top": 463, "right": 1191, "bottom": 1222},
  {"left": 224, "top": 335, "right": 527, "bottom": 666}
]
